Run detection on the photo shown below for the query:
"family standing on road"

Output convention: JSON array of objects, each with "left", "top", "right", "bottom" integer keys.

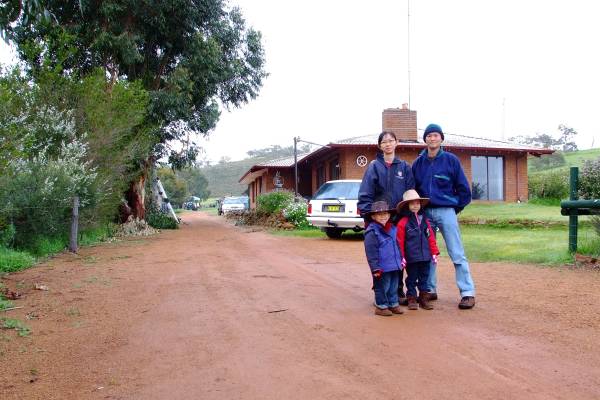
[{"left": 359, "top": 124, "right": 476, "bottom": 316}]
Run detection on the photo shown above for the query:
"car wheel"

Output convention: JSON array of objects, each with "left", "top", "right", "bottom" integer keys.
[{"left": 324, "top": 228, "right": 344, "bottom": 239}]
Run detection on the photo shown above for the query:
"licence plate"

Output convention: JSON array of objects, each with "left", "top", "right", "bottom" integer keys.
[{"left": 324, "top": 205, "right": 343, "bottom": 212}]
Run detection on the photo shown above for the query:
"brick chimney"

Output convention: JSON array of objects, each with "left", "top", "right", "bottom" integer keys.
[{"left": 382, "top": 103, "right": 417, "bottom": 142}]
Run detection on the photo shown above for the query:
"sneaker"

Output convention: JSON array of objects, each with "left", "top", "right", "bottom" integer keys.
[
  {"left": 428, "top": 292, "right": 438, "bottom": 301},
  {"left": 374, "top": 307, "right": 393, "bottom": 316},
  {"left": 458, "top": 296, "right": 475, "bottom": 309},
  {"left": 407, "top": 296, "right": 419, "bottom": 310},
  {"left": 399, "top": 297, "right": 409, "bottom": 306},
  {"left": 389, "top": 306, "right": 404, "bottom": 314}
]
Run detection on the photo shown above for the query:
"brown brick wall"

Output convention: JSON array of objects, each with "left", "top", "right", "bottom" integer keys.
[{"left": 382, "top": 107, "right": 418, "bottom": 142}]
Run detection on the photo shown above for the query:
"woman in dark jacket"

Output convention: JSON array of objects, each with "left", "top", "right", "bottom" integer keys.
[{"left": 358, "top": 131, "right": 415, "bottom": 302}]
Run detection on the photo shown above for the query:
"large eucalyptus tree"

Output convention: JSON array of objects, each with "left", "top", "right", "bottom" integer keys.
[{"left": 7, "top": 0, "right": 267, "bottom": 218}]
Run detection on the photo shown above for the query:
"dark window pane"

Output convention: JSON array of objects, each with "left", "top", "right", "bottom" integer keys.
[
  {"left": 488, "top": 157, "right": 504, "bottom": 200},
  {"left": 471, "top": 156, "right": 488, "bottom": 200}
]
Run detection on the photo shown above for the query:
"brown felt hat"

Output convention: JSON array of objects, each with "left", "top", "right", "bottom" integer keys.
[
  {"left": 396, "top": 189, "right": 429, "bottom": 212},
  {"left": 364, "top": 200, "right": 397, "bottom": 216}
]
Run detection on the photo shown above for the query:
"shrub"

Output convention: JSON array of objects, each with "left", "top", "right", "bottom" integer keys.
[
  {"left": 578, "top": 157, "right": 600, "bottom": 199},
  {"left": 528, "top": 170, "right": 569, "bottom": 200},
  {"left": 145, "top": 206, "right": 179, "bottom": 229},
  {"left": 256, "top": 191, "right": 294, "bottom": 214},
  {"left": 283, "top": 201, "right": 309, "bottom": 228}
]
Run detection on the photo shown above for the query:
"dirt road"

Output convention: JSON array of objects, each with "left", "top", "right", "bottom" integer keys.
[{"left": 1, "top": 212, "right": 600, "bottom": 399}]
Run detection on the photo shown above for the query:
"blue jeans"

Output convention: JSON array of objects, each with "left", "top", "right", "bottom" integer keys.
[
  {"left": 425, "top": 207, "right": 476, "bottom": 297},
  {"left": 373, "top": 270, "right": 400, "bottom": 309},
  {"left": 405, "top": 261, "right": 430, "bottom": 298}
]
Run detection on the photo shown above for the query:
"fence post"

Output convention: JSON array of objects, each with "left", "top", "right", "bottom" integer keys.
[
  {"left": 568, "top": 167, "right": 579, "bottom": 253},
  {"left": 69, "top": 196, "right": 79, "bottom": 253}
]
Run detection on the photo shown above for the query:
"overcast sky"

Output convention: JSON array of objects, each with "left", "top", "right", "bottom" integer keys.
[{"left": 2, "top": 0, "right": 599, "bottom": 163}]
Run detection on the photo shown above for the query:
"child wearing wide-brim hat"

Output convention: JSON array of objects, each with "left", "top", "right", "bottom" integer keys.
[
  {"left": 363, "top": 200, "right": 404, "bottom": 316},
  {"left": 395, "top": 190, "right": 440, "bottom": 311},
  {"left": 396, "top": 189, "right": 429, "bottom": 213}
]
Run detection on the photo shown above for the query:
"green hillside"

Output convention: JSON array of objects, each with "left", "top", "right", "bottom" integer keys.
[
  {"left": 563, "top": 148, "right": 600, "bottom": 168},
  {"left": 202, "top": 158, "right": 265, "bottom": 197},
  {"left": 201, "top": 145, "right": 310, "bottom": 197},
  {"left": 529, "top": 147, "right": 600, "bottom": 173}
]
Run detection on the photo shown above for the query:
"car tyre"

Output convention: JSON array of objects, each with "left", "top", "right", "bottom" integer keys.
[{"left": 324, "top": 227, "right": 344, "bottom": 239}]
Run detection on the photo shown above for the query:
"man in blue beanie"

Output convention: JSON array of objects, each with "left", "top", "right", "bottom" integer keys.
[{"left": 411, "top": 123, "right": 476, "bottom": 309}]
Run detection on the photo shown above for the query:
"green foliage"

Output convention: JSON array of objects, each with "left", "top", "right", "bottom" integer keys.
[
  {"left": 257, "top": 191, "right": 294, "bottom": 214},
  {"left": 528, "top": 152, "right": 566, "bottom": 172},
  {"left": 578, "top": 157, "right": 600, "bottom": 199},
  {"left": 528, "top": 169, "right": 569, "bottom": 200},
  {"left": 0, "top": 246, "right": 35, "bottom": 273},
  {"left": 177, "top": 168, "right": 210, "bottom": 200},
  {"left": 10, "top": 0, "right": 267, "bottom": 168},
  {"left": 283, "top": 201, "right": 309, "bottom": 228},
  {"left": 145, "top": 206, "right": 179, "bottom": 230},
  {"left": 1, "top": 317, "right": 31, "bottom": 337},
  {"left": 157, "top": 167, "right": 189, "bottom": 208},
  {"left": 0, "top": 223, "right": 16, "bottom": 247}
]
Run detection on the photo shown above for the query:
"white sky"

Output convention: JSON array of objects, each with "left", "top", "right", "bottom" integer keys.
[{"left": 3, "top": 0, "right": 599, "bottom": 162}]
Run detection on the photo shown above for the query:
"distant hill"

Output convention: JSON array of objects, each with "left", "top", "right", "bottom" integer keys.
[
  {"left": 201, "top": 144, "right": 311, "bottom": 197},
  {"left": 202, "top": 157, "right": 266, "bottom": 197},
  {"left": 529, "top": 147, "right": 600, "bottom": 174}
]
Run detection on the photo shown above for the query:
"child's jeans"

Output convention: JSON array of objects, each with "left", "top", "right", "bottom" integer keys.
[
  {"left": 373, "top": 270, "right": 400, "bottom": 309},
  {"left": 405, "top": 261, "right": 430, "bottom": 298}
]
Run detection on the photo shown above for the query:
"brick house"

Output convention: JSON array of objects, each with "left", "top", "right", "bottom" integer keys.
[{"left": 239, "top": 105, "right": 553, "bottom": 209}]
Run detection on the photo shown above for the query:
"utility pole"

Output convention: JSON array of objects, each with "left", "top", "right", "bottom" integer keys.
[
  {"left": 293, "top": 136, "right": 299, "bottom": 198},
  {"left": 293, "top": 137, "right": 331, "bottom": 199}
]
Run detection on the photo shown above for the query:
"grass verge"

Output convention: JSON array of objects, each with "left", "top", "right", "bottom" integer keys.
[{"left": 0, "top": 247, "right": 36, "bottom": 273}]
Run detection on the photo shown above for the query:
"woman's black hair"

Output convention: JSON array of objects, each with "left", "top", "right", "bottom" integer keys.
[{"left": 377, "top": 131, "right": 397, "bottom": 146}]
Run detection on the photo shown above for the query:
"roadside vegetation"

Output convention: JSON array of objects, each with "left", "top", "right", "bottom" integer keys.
[{"left": 0, "top": 2, "right": 266, "bottom": 273}]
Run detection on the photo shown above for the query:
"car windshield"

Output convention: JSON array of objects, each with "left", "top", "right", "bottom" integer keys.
[
  {"left": 313, "top": 182, "right": 360, "bottom": 200},
  {"left": 223, "top": 197, "right": 244, "bottom": 204}
]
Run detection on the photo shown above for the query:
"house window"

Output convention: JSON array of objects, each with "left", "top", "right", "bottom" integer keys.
[
  {"left": 471, "top": 156, "right": 504, "bottom": 200},
  {"left": 317, "top": 164, "right": 326, "bottom": 187},
  {"left": 329, "top": 158, "right": 340, "bottom": 180}
]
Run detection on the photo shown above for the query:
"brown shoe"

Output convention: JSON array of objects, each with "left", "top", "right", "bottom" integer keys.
[
  {"left": 428, "top": 292, "right": 438, "bottom": 301},
  {"left": 418, "top": 292, "right": 434, "bottom": 310},
  {"left": 399, "top": 297, "right": 409, "bottom": 306},
  {"left": 389, "top": 305, "right": 404, "bottom": 314},
  {"left": 407, "top": 296, "right": 419, "bottom": 310},
  {"left": 374, "top": 307, "right": 393, "bottom": 316},
  {"left": 458, "top": 296, "right": 475, "bottom": 309}
]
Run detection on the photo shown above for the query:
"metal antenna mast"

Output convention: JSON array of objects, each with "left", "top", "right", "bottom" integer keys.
[{"left": 407, "top": 0, "right": 411, "bottom": 109}]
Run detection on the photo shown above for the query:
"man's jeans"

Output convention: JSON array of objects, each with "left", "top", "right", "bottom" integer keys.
[
  {"left": 425, "top": 207, "right": 476, "bottom": 297},
  {"left": 373, "top": 270, "right": 400, "bottom": 309}
]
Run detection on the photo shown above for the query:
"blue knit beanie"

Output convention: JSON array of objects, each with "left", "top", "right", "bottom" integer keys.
[{"left": 423, "top": 123, "right": 444, "bottom": 142}]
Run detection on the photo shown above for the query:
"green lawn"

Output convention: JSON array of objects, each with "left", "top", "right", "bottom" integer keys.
[
  {"left": 452, "top": 225, "right": 599, "bottom": 265},
  {"left": 276, "top": 202, "right": 600, "bottom": 265},
  {"left": 460, "top": 202, "right": 564, "bottom": 223}
]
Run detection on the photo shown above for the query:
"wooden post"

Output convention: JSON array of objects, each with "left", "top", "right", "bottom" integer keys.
[
  {"left": 69, "top": 196, "right": 79, "bottom": 253},
  {"left": 568, "top": 167, "right": 579, "bottom": 253}
]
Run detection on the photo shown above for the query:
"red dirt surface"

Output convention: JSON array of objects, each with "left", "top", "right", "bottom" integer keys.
[{"left": 1, "top": 211, "right": 599, "bottom": 399}]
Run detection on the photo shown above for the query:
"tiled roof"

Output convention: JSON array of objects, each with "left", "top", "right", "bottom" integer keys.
[
  {"left": 254, "top": 153, "right": 312, "bottom": 168},
  {"left": 335, "top": 133, "right": 551, "bottom": 152}
]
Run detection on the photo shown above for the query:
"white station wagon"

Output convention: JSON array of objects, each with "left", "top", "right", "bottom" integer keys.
[{"left": 306, "top": 179, "right": 364, "bottom": 238}]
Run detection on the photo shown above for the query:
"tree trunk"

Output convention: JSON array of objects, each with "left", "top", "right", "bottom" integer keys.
[{"left": 126, "top": 174, "right": 146, "bottom": 220}]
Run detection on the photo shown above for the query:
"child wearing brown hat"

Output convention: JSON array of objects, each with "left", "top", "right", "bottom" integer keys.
[
  {"left": 396, "top": 190, "right": 440, "bottom": 310},
  {"left": 363, "top": 200, "right": 404, "bottom": 316}
]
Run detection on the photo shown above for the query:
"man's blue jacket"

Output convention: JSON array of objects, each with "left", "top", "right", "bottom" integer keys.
[
  {"left": 411, "top": 148, "right": 471, "bottom": 212},
  {"left": 358, "top": 153, "right": 414, "bottom": 214}
]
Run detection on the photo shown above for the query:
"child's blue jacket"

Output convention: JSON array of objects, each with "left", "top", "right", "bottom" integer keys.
[
  {"left": 364, "top": 222, "right": 402, "bottom": 273},
  {"left": 411, "top": 148, "right": 471, "bottom": 212}
]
